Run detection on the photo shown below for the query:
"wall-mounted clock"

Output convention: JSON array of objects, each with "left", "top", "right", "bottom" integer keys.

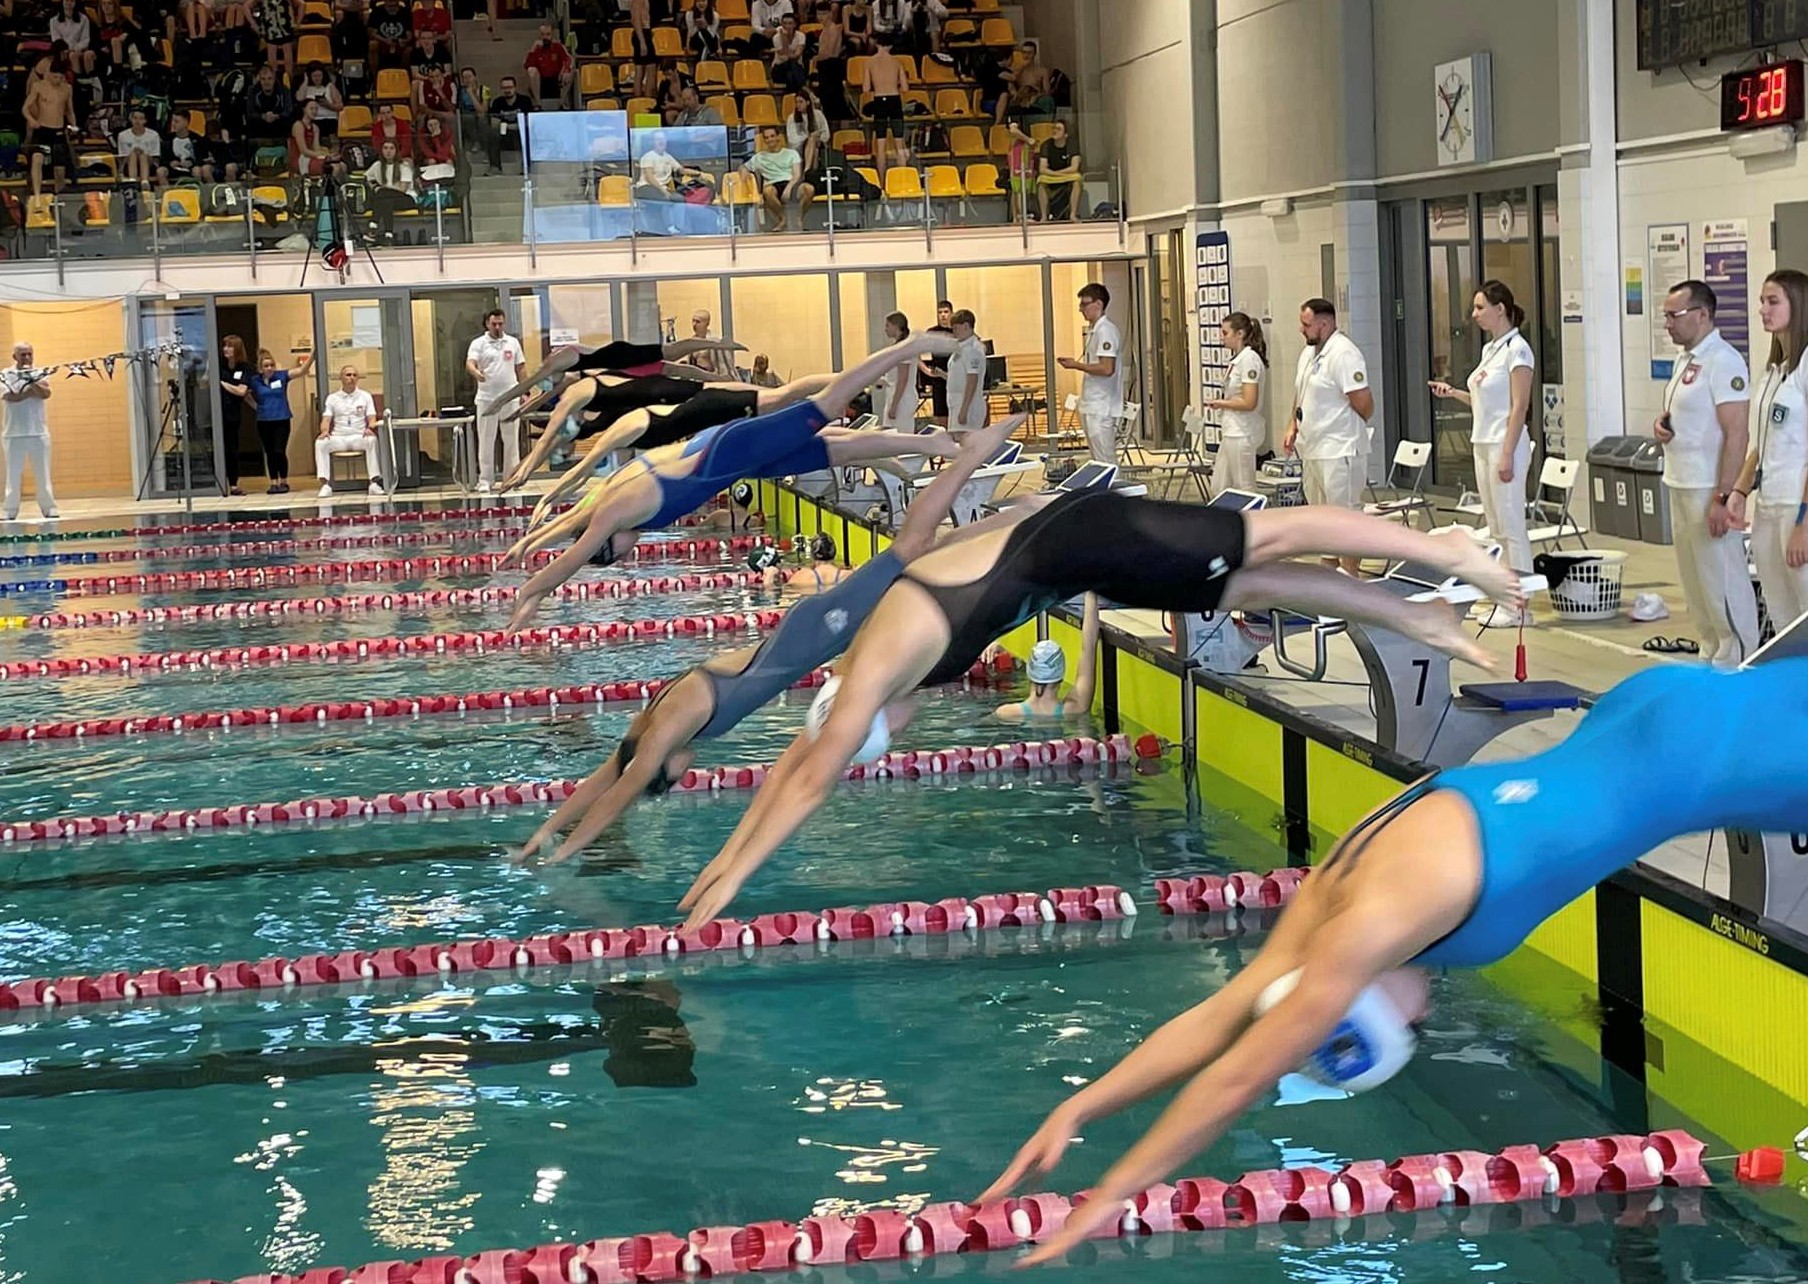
[{"left": 1434, "top": 53, "right": 1494, "bottom": 167}]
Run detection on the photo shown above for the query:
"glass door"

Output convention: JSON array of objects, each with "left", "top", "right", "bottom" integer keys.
[
  {"left": 134, "top": 297, "right": 219, "bottom": 499},
  {"left": 314, "top": 292, "right": 414, "bottom": 487},
  {"left": 413, "top": 287, "right": 502, "bottom": 418},
  {"left": 1426, "top": 196, "right": 1477, "bottom": 492}
]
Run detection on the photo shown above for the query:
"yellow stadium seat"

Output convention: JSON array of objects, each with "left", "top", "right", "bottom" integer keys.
[
  {"left": 338, "top": 105, "right": 372, "bottom": 137},
  {"left": 925, "top": 164, "right": 963, "bottom": 199},
  {"left": 375, "top": 68, "right": 411, "bottom": 101},
  {"left": 933, "top": 88, "right": 972, "bottom": 119},
  {"left": 717, "top": 0, "right": 748, "bottom": 18},
  {"left": 159, "top": 186, "right": 202, "bottom": 224},
  {"left": 597, "top": 174, "right": 632, "bottom": 204},
  {"left": 731, "top": 59, "right": 770, "bottom": 91},
  {"left": 922, "top": 59, "right": 959, "bottom": 86},
  {"left": 884, "top": 167, "right": 924, "bottom": 201},
  {"left": 987, "top": 123, "right": 1012, "bottom": 156},
  {"left": 187, "top": 108, "right": 208, "bottom": 137},
  {"left": 980, "top": 17, "right": 1015, "bottom": 46},
  {"left": 297, "top": 33, "right": 331, "bottom": 65},
  {"left": 964, "top": 162, "right": 1004, "bottom": 197},
  {"left": 626, "top": 96, "right": 658, "bottom": 120},
  {"left": 707, "top": 94, "right": 741, "bottom": 126},
  {"left": 580, "top": 62, "right": 613, "bottom": 96},
  {"left": 741, "top": 93, "right": 779, "bottom": 127},
  {"left": 251, "top": 184, "right": 291, "bottom": 222},
  {"left": 585, "top": 96, "right": 623, "bottom": 111},
  {"left": 653, "top": 26, "right": 683, "bottom": 57},
  {"left": 844, "top": 55, "right": 868, "bottom": 86},
  {"left": 942, "top": 19, "right": 977, "bottom": 45},
  {"left": 694, "top": 59, "right": 730, "bottom": 91},
  {"left": 612, "top": 27, "right": 636, "bottom": 57},
  {"left": 949, "top": 124, "right": 986, "bottom": 158},
  {"left": 24, "top": 194, "right": 55, "bottom": 230},
  {"left": 720, "top": 170, "right": 761, "bottom": 205}
]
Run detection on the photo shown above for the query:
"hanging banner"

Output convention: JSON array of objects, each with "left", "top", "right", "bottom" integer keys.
[
  {"left": 1647, "top": 223, "right": 1689, "bottom": 380},
  {"left": 1195, "top": 230, "right": 1233, "bottom": 427},
  {"left": 1702, "top": 219, "right": 1750, "bottom": 364}
]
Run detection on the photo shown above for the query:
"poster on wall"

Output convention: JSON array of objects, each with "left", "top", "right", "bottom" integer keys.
[
  {"left": 1647, "top": 224, "right": 1689, "bottom": 380},
  {"left": 1541, "top": 383, "right": 1565, "bottom": 459},
  {"left": 1625, "top": 262, "right": 1644, "bottom": 316},
  {"left": 1195, "top": 230, "right": 1233, "bottom": 429},
  {"left": 1703, "top": 219, "right": 1750, "bottom": 363}
]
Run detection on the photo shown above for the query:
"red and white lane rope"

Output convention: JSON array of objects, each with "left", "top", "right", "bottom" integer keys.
[
  {"left": 0, "top": 730, "right": 1158, "bottom": 847},
  {"left": 37, "top": 542, "right": 771, "bottom": 600},
  {"left": 2, "top": 532, "right": 769, "bottom": 567},
  {"left": 0, "top": 843, "right": 1245, "bottom": 1014},
  {"left": 180, "top": 1128, "right": 1786, "bottom": 1284},
  {"left": 19, "top": 572, "right": 763, "bottom": 630},
  {"left": 35, "top": 505, "right": 548, "bottom": 544},
  {"left": 0, "top": 609, "right": 793, "bottom": 682}
]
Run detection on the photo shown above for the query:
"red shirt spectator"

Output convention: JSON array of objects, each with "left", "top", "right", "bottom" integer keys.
[
  {"left": 370, "top": 102, "right": 414, "bottom": 157},
  {"left": 417, "top": 114, "right": 454, "bottom": 165},
  {"left": 410, "top": 0, "right": 450, "bottom": 39},
  {"left": 523, "top": 30, "right": 572, "bottom": 83}
]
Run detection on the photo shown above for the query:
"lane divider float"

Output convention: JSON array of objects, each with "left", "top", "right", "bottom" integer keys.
[
  {"left": 0, "top": 504, "right": 547, "bottom": 545},
  {"left": 0, "top": 533, "right": 769, "bottom": 570},
  {"left": 0, "top": 542, "right": 778, "bottom": 600},
  {"left": 0, "top": 834, "right": 1243, "bottom": 1015},
  {"left": 0, "top": 609, "right": 791, "bottom": 682},
  {"left": 18, "top": 572, "right": 765, "bottom": 630},
  {"left": 178, "top": 1128, "right": 1785, "bottom": 1284},
  {"left": 0, "top": 729, "right": 1156, "bottom": 848}
]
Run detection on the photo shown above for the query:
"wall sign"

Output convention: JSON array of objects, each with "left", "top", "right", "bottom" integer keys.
[
  {"left": 1647, "top": 223, "right": 1690, "bottom": 380},
  {"left": 1196, "top": 230, "right": 1233, "bottom": 428},
  {"left": 1703, "top": 219, "right": 1750, "bottom": 364}
]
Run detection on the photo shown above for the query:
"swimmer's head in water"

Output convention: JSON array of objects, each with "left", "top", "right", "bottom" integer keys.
[
  {"left": 1254, "top": 967, "right": 1428, "bottom": 1094},
  {"left": 1027, "top": 640, "right": 1066, "bottom": 686},
  {"left": 730, "top": 481, "right": 755, "bottom": 508},
  {"left": 748, "top": 544, "right": 783, "bottom": 573},
  {"left": 806, "top": 675, "right": 891, "bottom": 764},
  {"left": 810, "top": 533, "right": 837, "bottom": 563}
]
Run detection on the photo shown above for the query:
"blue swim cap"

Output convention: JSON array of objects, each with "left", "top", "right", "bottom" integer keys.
[{"left": 1254, "top": 969, "right": 1418, "bottom": 1094}]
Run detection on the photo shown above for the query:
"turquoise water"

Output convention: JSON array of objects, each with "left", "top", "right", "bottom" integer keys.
[{"left": 1, "top": 542, "right": 1805, "bottom": 1284}]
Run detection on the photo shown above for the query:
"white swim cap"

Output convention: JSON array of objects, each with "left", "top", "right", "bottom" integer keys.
[
  {"left": 806, "top": 676, "right": 890, "bottom": 764},
  {"left": 1027, "top": 640, "right": 1066, "bottom": 685},
  {"left": 1254, "top": 969, "right": 1417, "bottom": 1094}
]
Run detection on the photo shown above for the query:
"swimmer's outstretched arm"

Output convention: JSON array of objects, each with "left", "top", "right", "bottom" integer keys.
[
  {"left": 505, "top": 484, "right": 599, "bottom": 565},
  {"left": 517, "top": 748, "right": 626, "bottom": 862},
  {"left": 501, "top": 380, "right": 595, "bottom": 489},
  {"left": 1063, "top": 593, "right": 1101, "bottom": 716},
  {"left": 894, "top": 414, "right": 1025, "bottom": 562},
  {"left": 528, "top": 409, "right": 658, "bottom": 527},
  {"left": 505, "top": 487, "right": 644, "bottom": 632}
]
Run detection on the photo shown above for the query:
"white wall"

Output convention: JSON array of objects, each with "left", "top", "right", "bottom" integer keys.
[
  {"left": 1099, "top": 0, "right": 1206, "bottom": 216},
  {"left": 1216, "top": 198, "right": 1338, "bottom": 444}
]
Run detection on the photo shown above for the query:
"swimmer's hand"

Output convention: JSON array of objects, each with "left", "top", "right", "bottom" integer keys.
[
  {"left": 677, "top": 857, "right": 752, "bottom": 932},
  {"left": 971, "top": 1102, "right": 1086, "bottom": 1211},
  {"left": 504, "top": 590, "right": 544, "bottom": 635}
]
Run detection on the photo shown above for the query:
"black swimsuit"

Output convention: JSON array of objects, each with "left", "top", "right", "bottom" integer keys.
[
  {"left": 578, "top": 375, "right": 711, "bottom": 439},
  {"left": 909, "top": 489, "right": 1249, "bottom": 687},
  {"left": 634, "top": 387, "right": 761, "bottom": 451}
]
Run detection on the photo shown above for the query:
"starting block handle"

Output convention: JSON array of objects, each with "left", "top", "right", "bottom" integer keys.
[{"left": 1268, "top": 611, "right": 1348, "bottom": 681}]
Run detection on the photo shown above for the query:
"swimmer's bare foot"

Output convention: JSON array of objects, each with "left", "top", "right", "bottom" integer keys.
[
  {"left": 1403, "top": 597, "right": 1496, "bottom": 671},
  {"left": 1437, "top": 529, "right": 1524, "bottom": 611}
]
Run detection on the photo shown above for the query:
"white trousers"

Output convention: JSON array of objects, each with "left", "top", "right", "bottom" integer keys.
[
  {"left": 2, "top": 434, "right": 54, "bottom": 518},
  {"left": 1472, "top": 435, "right": 1534, "bottom": 572},
  {"left": 475, "top": 401, "right": 521, "bottom": 484},
  {"left": 1212, "top": 437, "right": 1257, "bottom": 492},
  {"left": 1079, "top": 408, "right": 1117, "bottom": 465},
  {"left": 315, "top": 433, "right": 381, "bottom": 484},
  {"left": 1302, "top": 454, "right": 1362, "bottom": 509},
  {"left": 1752, "top": 502, "right": 1808, "bottom": 636},
  {"left": 1670, "top": 485, "right": 1761, "bottom": 668}
]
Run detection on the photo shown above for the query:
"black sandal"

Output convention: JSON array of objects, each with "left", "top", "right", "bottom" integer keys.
[{"left": 1642, "top": 636, "right": 1701, "bottom": 654}]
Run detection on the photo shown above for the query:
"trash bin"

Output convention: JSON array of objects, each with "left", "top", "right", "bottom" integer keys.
[
  {"left": 1629, "top": 439, "right": 1673, "bottom": 545},
  {"left": 1586, "top": 437, "right": 1644, "bottom": 539}
]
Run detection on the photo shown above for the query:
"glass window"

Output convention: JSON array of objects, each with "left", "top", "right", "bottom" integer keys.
[
  {"left": 1480, "top": 188, "right": 1533, "bottom": 306},
  {"left": 654, "top": 278, "right": 724, "bottom": 346},
  {"left": 895, "top": 271, "right": 941, "bottom": 338},
  {"left": 544, "top": 284, "right": 616, "bottom": 349},
  {"left": 838, "top": 272, "right": 870, "bottom": 364},
  {"left": 1426, "top": 196, "right": 1476, "bottom": 489},
  {"left": 729, "top": 274, "right": 832, "bottom": 384},
  {"left": 1536, "top": 184, "right": 1562, "bottom": 385},
  {"left": 941, "top": 264, "right": 1047, "bottom": 425}
]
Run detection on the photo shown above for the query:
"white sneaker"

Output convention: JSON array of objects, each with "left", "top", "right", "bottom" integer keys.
[
  {"left": 368, "top": 482, "right": 385, "bottom": 495},
  {"left": 477, "top": 480, "right": 493, "bottom": 494},
  {"left": 317, "top": 484, "right": 334, "bottom": 497},
  {"left": 1478, "top": 605, "right": 1532, "bottom": 630},
  {"left": 42, "top": 509, "right": 58, "bottom": 519}
]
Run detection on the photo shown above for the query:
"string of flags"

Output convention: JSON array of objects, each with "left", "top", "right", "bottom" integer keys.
[{"left": 6, "top": 340, "right": 186, "bottom": 387}]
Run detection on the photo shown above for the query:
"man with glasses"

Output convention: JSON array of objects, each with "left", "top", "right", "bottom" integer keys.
[
  {"left": 0, "top": 342, "right": 57, "bottom": 521},
  {"left": 1058, "top": 282, "right": 1121, "bottom": 465},
  {"left": 316, "top": 366, "right": 384, "bottom": 497},
  {"left": 1654, "top": 279, "right": 1759, "bottom": 668}
]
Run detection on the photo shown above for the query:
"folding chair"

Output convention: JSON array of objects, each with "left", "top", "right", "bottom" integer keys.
[
  {"left": 1362, "top": 439, "right": 1438, "bottom": 528},
  {"left": 1524, "top": 456, "right": 1590, "bottom": 550}
]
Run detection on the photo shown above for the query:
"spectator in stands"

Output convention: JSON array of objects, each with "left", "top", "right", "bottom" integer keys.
[
  {"left": 683, "top": 0, "right": 719, "bottom": 60},
  {"left": 785, "top": 85, "right": 828, "bottom": 176},
  {"left": 244, "top": 64, "right": 295, "bottom": 148},
  {"left": 945, "top": 308, "right": 988, "bottom": 431},
  {"left": 417, "top": 62, "right": 456, "bottom": 136},
  {"left": 635, "top": 128, "right": 713, "bottom": 205},
  {"left": 485, "top": 73, "right": 531, "bottom": 168},
  {"left": 369, "top": 0, "right": 411, "bottom": 70},
  {"left": 290, "top": 98, "right": 344, "bottom": 175},
  {"left": 656, "top": 63, "right": 694, "bottom": 123},
  {"left": 899, "top": 0, "right": 942, "bottom": 55},
  {"left": 861, "top": 32, "right": 908, "bottom": 183},
  {"left": 47, "top": 0, "right": 92, "bottom": 73},
  {"left": 749, "top": 354, "right": 782, "bottom": 387},
  {"left": 770, "top": 12, "right": 809, "bottom": 91},
  {"left": 628, "top": 0, "right": 656, "bottom": 98},
  {"left": 814, "top": 3, "right": 848, "bottom": 119},
  {"left": 418, "top": 112, "right": 454, "bottom": 170},
  {"left": 410, "top": 0, "right": 449, "bottom": 42},
  {"left": 997, "top": 39, "right": 1053, "bottom": 126},
  {"left": 128, "top": 0, "right": 178, "bottom": 51},
  {"left": 296, "top": 63, "right": 343, "bottom": 138},
  {"left": 672, "top": 82, "right": 722, "bottom": 128},
  {"left": 370, "top": 98, "right": 413, "bottom": 156},
  {"left": 749, "top": 0, "right": 789, "bottom": 51},
  {"left": 871, "top": 0, "right": 900, "bottom": 46},
  {"left": 843, "top": 0, "right": 870, "bottom": 53},
  {"left": 410, "top": 31, "right": 450, "bottom": 86},
  {"left": 22, "top": 50, "right": 77, "bottom": 199},
  {"left": 115, "top": 106, "right": 159, "bottom": 187},
  {"left": 742, "top": 123, "right": 813, "bottom": 233},
  {"left": 455, "top": 66, "right": 495, "bottom": 169},
  {"left": 363, "top": 137, "right": 416, "bottom": 240},
  {"left": 252, "top": 0, "right": 299, "bottom": 79},
  {"left": 524, "top": 22, "right": 573, "bottom": 108},
  {"left": 93, "top": 0, "right": 146, "bottom": 87},
  {"left": 685, "top": 311, "right": 724, "bottom": 375},
  {"left": 1032, "top": 118, "right": 1080, "bottom": 221},
  {"left": 160, "top": 110, "right": 233, "bottom": 184}
]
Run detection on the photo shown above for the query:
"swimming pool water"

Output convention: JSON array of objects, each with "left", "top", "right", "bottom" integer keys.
[{"left": 1, "top": 527, "right": 1805, "bottom": 1284}]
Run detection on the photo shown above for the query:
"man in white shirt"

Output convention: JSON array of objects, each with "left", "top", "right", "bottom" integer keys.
[
  {"left": 749, "top": 0, "right": 792, "bottom": 49},
  {"left": 1058, "top": 282, "right": 1123, "bottom": 465},
  {"left": 115, "top": 108, "right": 160, "bottom": 187},
  {"left": 1, "top": 341, "right": 57, "bottom": 520},
  {"left": 1654, "top": 279, "right": 1760, "bottom": 668},
  {"left": 945, "top": 308, "right": 990, "bottom": 432},
  {"left": 1285, "top": 297, "right": 1373, "bottom": 573},
  {"left": 316, "top": 365, "right": 384, "bottom": 497},
  {"left": 465, "top": 308, "right": 528, "bottom": 492}
]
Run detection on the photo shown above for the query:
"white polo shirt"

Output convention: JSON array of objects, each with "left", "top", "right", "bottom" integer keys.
[
  {"left": 1219, "top": 347, "right": 1265, "bottom": 445},
  {"left": 323, "top": 387, "right": 376, "bottom": 435},
  {"left": 1661, "top": 328, "right": 1747, "bottom": 490},
  {"left": 945, "top": 333, "right": 989, "bottom": 430},
  {"left": 0, "top": 369, "right": 48, "bottom": 438},
  {"left": 1078, "top": 314, "right": 1124, "bottom": 416},
  {"left": 1293, "top": 329, "right": 1369, "bottom": 460},
  {"left": 1752, "top": 359, "right": 1808, "bottom": 506},
  {"left": 467, "top": 331, "right": 526, "bottom": 407},
  {"left": 116, "top": 126, "right": 160, "bottom": 158},
  {"left": 1466, "top": 327, "right": 1534, "bottom": 447}
]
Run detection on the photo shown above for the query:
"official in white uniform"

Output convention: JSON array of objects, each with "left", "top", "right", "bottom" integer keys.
[
  {"left": 945, "top": 309, "right": 990, "bottom": 432},
  {"left": 1205, "top": 311, "right": 1266, "bottom": 493},
  {"left": 1285, "top": 297, "right": 1373, "bottom": 573},
  {"left": 1731, "top": 269, "right": 1808, "bottom": 632},
  {"left": 872, "top": 310, "right": 920, "bottom": 430},
  {"left": 1430, "top": 280, "right": 1535, "bottom": 627},
  {"left": 315, "top": 365, "right": 383, "bottom": 497},
  {"left": 1654, "top": 280, "right": 1759, "bottom": 668},
  {"left": 466, "top": 309, "right": 527, "bottom": 492},
  {"left": 0, "top": 342, "right": 56, "bottom": 521},
  {"left": 1058, "top": 283, "right": 1123, "bottom": 465}
]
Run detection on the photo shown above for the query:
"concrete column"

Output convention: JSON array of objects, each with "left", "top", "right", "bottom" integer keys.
[
  {"left": 621, "top": 281, "right": 663, "bottom": 344},
  {"left": 864, "top": 271, "right": 898, "bottom": 352},
  {"left": 1576, "top": 0, "right": 1624, "bottom": 449}
]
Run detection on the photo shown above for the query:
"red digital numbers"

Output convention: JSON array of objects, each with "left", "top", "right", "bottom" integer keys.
[
  {"left": 1723, "top": 61, "right": 1803, "bottom": 131},
  {"left": 1738, "top": 67, "right": 1792, "bottom": 122}
]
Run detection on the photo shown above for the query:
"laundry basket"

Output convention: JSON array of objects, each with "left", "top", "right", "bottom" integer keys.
[{"left": 1543, "top": 550, "right": 1628, "bottom": 621}]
